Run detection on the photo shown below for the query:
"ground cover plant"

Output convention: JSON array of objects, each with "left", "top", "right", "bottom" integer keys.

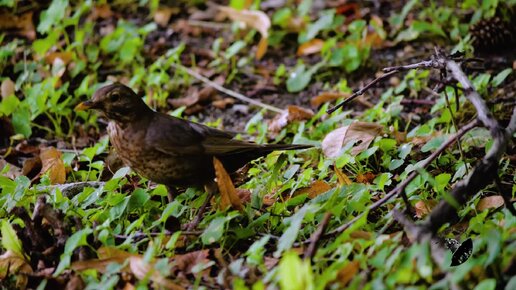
[{"left": 0, "top": 0, "right": 515, "bottom": 289}]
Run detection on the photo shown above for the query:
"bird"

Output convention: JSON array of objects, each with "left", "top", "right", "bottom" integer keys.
[{"left": 75, "top": 83, "right": 312, "bottom": 191}]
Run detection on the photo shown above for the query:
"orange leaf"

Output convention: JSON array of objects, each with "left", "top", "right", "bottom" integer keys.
[
  {"left": 414, "top": 200, "right": 437, "bottom": 218},
  {"left": 294, "top": 180, "right": 332, "bottom": 199},
  {"left": 322, "top": 122, "right": 383, "bottom": 157},
  {"left": 336, "top": 260, "right": 359, "bottom": 286},
  {"left": 213, "top": 157, "right": 244, "bottom": 211},
  {"left": 356, "top": 172, "right": 376, "bottom": 184},
  {"left": 334, "top": 166, "right": 352, "bottom": 186},
  {"left": 269, "top": 105, "right": 314, "bottom": 132},
  {"left": 476, "top": 196, "right": 504, "bottom": 211},
  {"left": 40, "top": 147, "right": 66, "bottom": 184},
  {"left": 297, "top": 38, "right": 324, "bottom": 56},
  {"left": 0, "top": 11, "right": 35, "bottom": 40},
  {"left": 310, "top": 91, "right": 350, "bottom": 108}
]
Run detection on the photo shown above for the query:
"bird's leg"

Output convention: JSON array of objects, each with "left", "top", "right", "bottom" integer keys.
[
  {"left": 184, "top": 181, "right": 218, "bottom": 231},
  {"left": 166, "top": 186, "right": 178, "bottom": 203}
]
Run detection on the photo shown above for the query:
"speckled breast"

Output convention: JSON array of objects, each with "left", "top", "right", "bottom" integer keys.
[{"left": 107, "top": 122, "right": 213, "bottom": 187}]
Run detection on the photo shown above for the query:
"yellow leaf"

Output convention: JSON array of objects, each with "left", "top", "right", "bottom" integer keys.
[
  {"left": 334, "top": 165, "right": 352, "bottom": 186},
  {"left": 297, "top": 38, "right": 324, "bottom": 56},
  {"left": 40, "top": 147, "right": 66, "bottom": 184},
  {"left": 213, "top": 157, "right": 243, "bottom": 211}
]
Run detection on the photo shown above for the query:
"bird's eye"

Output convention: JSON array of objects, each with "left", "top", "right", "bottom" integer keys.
[{"left": 110, "top": 92, "right": 121, "bottom": 101}]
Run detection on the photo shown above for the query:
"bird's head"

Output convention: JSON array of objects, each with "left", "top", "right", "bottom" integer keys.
[{"left": 75, "top": 83, "right": 150, "bottom": 123}]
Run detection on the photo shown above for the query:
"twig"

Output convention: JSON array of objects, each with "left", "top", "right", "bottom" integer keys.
[
  {"left": 171, "top": 63, "right": 284, "bottom": 113},
  {"left": 304, "top": 212, "right": 332, "bottom": 260},
  {"left": 35, "top": 181, "right": 105, "bottom": 197},
  {"left": 326, "top": 119, "right": 479, "bottom": 236},
  {"left": 326, "top": 70, "right": 398, "bottom": 114}
]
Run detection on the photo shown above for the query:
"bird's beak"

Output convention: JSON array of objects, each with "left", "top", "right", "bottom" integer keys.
[{"left": 74, "top": 100, "right": 96, "bottom": 111}]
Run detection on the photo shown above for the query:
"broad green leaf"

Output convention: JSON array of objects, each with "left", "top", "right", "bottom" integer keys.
[
  {"left": 1, "top": 220, "right": 25, "bottom": 259},
  {"left": 38, "top": 0, "right": 69, "bottom": 33}
]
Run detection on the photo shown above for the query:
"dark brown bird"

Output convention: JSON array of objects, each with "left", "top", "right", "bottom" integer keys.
[{"left": 75, "top": 83, "right": 312, "bottom": 189}]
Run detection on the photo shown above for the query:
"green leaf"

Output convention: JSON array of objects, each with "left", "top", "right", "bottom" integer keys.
[
  {"left": 279, "top": 251, "right": 314, "bottom": 290},
  {"left": 1, "top": 220, "right": 25, "bottom": 259},
  {"left": 54, "top": 228, "right": 92, "bottom": 276},
  {"left": 299, "top": 11, "right": 334, "bottom": 43},
  {"left": 201, "top": 216, "right": 226, "bottom": 245},
  {"left": 37, "top": 0, "right": 69, "bottom": 33},
  {"left": 11, "top": 106, "right": 31, "bottom": 138},
  {"left": 473, "top": 279, "right": 496, "bottom": 290},
  {"left": 421, "top": 135, "right": 446, "bottom": 152},
  {"left": 274, "top": 204, "right": 316, "bottom": 257},
  {"left": 0, "top": 94, "right": 20, "bottom": 116},
  {"left": 491, "top": 68, "right": 512, "bottom": 87}
]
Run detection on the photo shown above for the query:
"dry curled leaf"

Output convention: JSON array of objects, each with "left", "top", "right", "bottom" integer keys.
[
  {"left": 336, "top": 260, "right": 359, "bottom": 286},
  {"left": 154, "top": 7, "right": 180, "bottom": 27},
  {"left": 0, "top": 11, "right": 35, "bottom": 40},
  {"left": 1, "top": 78, "right": 15, "bottom": 98},
  {"left": 322, "top": 121, "right": 383, "bottom": 157},
  {"left": 356, "top": 172, "right": 376, "bottom": 184},
  {"left": 269, "top": 105, "right": 314, "bottom": 132},
  {"left": 311, "top": 91, "right": 350, "bottom": 108},
  {"left": 297, "top": 38, "right": 324, "bottom": 56},
  {"left": 476, "top": 196, "right": 504, "bottom": 211},
  {"left": 218, "top": 6, "right": 270, "bottom": 59},
  {"left": 334, "top": 166, "right": 352, "bottom": 186},
  {"left": 213, "top": 157, "right": 244, "bottom": 211},
  {"left": 294, "top": 180, "right": 332, "bottom": 199},
  {"left": 414, "top": 200, "right": 437, "bottom": 218},
  {"left": 0, "top": 251, "right": 32, "bottom": 290},
  {"left": 40, "top": 147, "right": 66, "bottom": 184}
]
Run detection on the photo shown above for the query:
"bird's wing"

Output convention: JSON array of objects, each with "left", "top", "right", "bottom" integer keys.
[{"left": 146, "top": 113, "right": 239, "bottom": 155}]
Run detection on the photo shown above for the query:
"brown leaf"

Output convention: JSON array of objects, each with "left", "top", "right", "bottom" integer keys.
[
  {"left": 213, "top": 157, "right": 244, "bottom": 211},
  {"left": 294, "top": 180, "right": 332, "bottom": 199},
  {"left": 1, "top": 78, "right": 15, "bottom": 98},
  {"left": 40, "top": 147, "right": 66, "bottom": 184},
  {"left": 269, "top": 105, "right": 314, "bottom": 132},
  {"left": 356, "top": 172, "right": 375, "bottom": 184},
  {"left": 334, "top": 166, "right": 352, "bottom": 186},
  {"left": 45, "top": 52, "right": 74, "bottom": 65},
  {"left": 0, "top": 251, "right": 32, "bottom": 289},
  {"left": 311, "top": 91, "right": 350, "bottom": 108},
  {"left": 414, "top": 200, "right": 437, "bottom": 218},
  {"left": 476, "top": 196, "right": 504, "bottom": 211},
  {"left": 212, "top": 97, "right": 235, "bottom": 109},
  {"left": 0, "top": 11, "right": 35, "bottom": 40},
  {"left": 322, "top": 121, "right": 383, "bottom": 157},
  {"left": 89, "top": 4, "right": 114, "bottom": 20},
  {"left": 336, "top": 260, "right": 359, "bottom": 286},
  {"left": 0, "top": 158, "right": 22, "bottom": 179},
  {"left": 218, "top": 7, "right": 270, "bottom": 59},
  {"left": 154, "top": 7, "right": 180, "bottom": 27},
  {"left": 173, "top": 250, "right": 210, "bottom": 275},
  {"left": 297, "top": 39, "right": 324, "bottom": 56}
]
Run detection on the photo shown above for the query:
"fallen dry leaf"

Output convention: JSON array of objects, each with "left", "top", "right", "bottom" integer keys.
[
  {"left": 356, "top": 172, "right": 376, "bottom": 184},
  {"left": 334, "top": 165, "right": 352, "bottom": 186},
  {"left": 0, "top": 250, "right": 32, "bottom": 289},
  {"left": 476, "top": 195, "right": 504, "bottom": 211},
  {"left": 154, "top": 7, "right": 180, "bottom": 27},
  {"left": 336, "top": 260, "right": 359, "bottom": 286},
  {"left": 0, "top": 158, "right": 22, "bottom": 180},
  {"left": 269, "top": 105, "right": 314, "bottom": 132},
  {"left": 1, "top": 78, "right": 15, "bottom": 98},
  {"left": 414, "top": 200, "right": 437, "bottom": 218},
  {"left": 40, "top": 147, "right": 66, "bottom": 184},
  {"left": 311, "top": 91, "right": 350, "bottom": 108},
  {"left": 212, "top": 97, "right": 235, "bottom": 109},
  {"left": 294, "top": 180, "right": 332, "bottom": 199},
  {"left": 322, "top": 121, "right": 383, "bottom": 157},
  {"left": 173, "top": 250, "right": 211, "bottom": 275},
  {"left": 89, "top": 4, "right": 114, "bottom": 20},
  {"left": 218, "top": 6, "right": 270, "bottom": 59},
  {"left": 297, "top": 38, "right": 324, "bottom": 56},
  {"left": 45, "top": 52, "right": 74, "bottom": 65},
  {"left": 213, "top": 157, "right": 244, "bottom": 211},
  {"left": 0, "top": 11, "right": 35, "bottom": 40}
]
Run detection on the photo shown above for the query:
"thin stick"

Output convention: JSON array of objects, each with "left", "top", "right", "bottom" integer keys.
[
  {"left": 304, "top": 212, "right": 332, "bottom": 260},
  {"left": 171, "top": 63, "right": 284, "bottom": 113}
]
